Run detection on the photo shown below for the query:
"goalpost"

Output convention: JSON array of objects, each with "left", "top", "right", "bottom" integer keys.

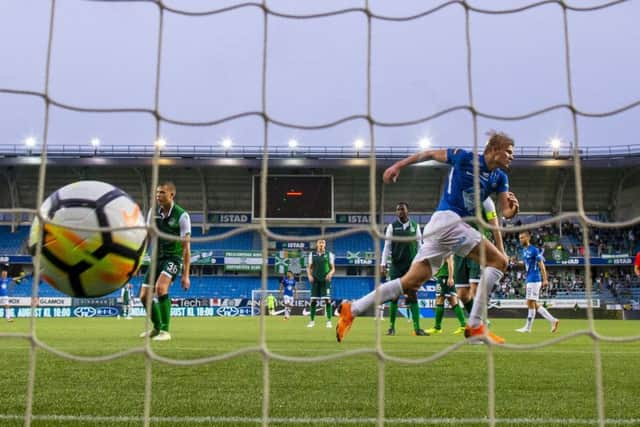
[{"left": 250, "top": 289, "right": 311, "bottom": 317}]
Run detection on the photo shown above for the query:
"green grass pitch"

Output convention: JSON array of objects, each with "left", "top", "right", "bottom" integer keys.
[{"left": 0, "top": 316, "right": 639, "bottom": 427}]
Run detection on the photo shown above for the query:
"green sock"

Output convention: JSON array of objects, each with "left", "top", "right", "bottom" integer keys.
[
  {"left": 463, "top": 299, "right": 474, "bottom": 317},
  {"left": 434, "top": 304, "right": 445, "bottom": 329},
  {"left": 157, "top": 294, "right": 171, "bottom": 332},
  {"left": 150, "top": 301, "right": 162, "bottom": 331},
  {"left": 453, "top": 304, "right": 466, "bottom": 327},
  {"left": 389, "top": 301, "right": 398, "bottom": 329},
  {"left": 310, "top": 301, "right": 317, "bottom": 321},
  {"left": 410, "top": 302, "right": 420, "bottom": 330},
  {"left": 326, "top": 301, "right": 332, "bottom": 320}
]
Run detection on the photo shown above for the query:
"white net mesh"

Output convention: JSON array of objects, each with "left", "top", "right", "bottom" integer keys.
[{"left": 0, "top": 1, "right": 639, "bottom": 426}]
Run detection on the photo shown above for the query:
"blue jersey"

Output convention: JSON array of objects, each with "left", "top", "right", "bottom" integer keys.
[
  {"left": 522, "top": 245, "right": 543, "bottom": 282},
  {"left": 281, "top": 277, "right": 296, "bottom": 297},
  {"left": 436, "top": 148, "right": 509, "bottom": 217},
  {"left": 0, "top": 278, "right": 8, "bottom": 297}
]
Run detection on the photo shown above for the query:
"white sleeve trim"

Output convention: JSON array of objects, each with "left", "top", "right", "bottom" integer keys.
[
  {"left": 381, "top": 224, "right": 393, "bottom": 266},
  {"left": 179, "top": 212, "right": 191, "bottom": 238}
]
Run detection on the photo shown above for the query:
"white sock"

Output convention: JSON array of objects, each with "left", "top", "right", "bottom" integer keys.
[
  {"left": 525, "top": 308, "right": 536, "bottom": 330},
  {"left": 537, "top": 306, "right": 555, "bottom": 323},
  {"left": 352, "top": 278, "right": 403, "bottom": 316},
  {"left": 469, "top": 266, "right": 503, "bottom": 327}
]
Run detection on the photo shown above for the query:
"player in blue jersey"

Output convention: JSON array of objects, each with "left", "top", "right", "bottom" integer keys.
[
  {"left": 337, "top": 131, "right": 519, "bottom": 344},
  {"left": 1, "top": 265, "right": 25, "bottom": 322},
  {"left": 279, "top": 271, "right": 298, "bottom": 320},
  {"left": 515, "top": 230, "right": 559, "bottom": 333}
]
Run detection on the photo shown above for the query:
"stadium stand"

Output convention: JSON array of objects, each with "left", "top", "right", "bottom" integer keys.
[
  {"left": 0, "top": 225, "right": 29, "bottom": 254},
  {"left": 327, "top": 227, "right": 376, "bottom": 253},
  {"left": 190, "top": 227, "right": 257, "bottom": 251},
  {"left": 3, "top": 221, "right": 639, "bottom": 301},
  {"left": 10, "top": 275, "right": 376, "bottom": 302}
]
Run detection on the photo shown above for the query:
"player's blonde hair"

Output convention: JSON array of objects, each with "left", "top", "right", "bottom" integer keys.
[{"left": 484, "top": 130, "right": 514, "bottom": 153}]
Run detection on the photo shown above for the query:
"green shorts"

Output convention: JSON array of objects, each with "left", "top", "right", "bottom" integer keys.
[
  {"left": 143, "top": 257, "right": 182, "bottom": 286},
  {"left": 311, "top": 279, "right": 331, "bottom": 300},
  {"left": 436, "top": 276, "right": 456, "bottom": 297},
  {"left": 453, "top": 255, "right": 480, "bottom": 287}
]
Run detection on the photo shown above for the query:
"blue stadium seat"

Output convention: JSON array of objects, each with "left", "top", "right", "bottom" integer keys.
[
  {"left": 327, "top": 228, "right": 378, "bottom": 254},
  {"left": 0, "top": 225, "right": 29, "bottom": 255},
  {"left": 331, "top": 277, "right": 374, "bottom": 300},
  {"left": 190, "top": 227, "right": 257, "bottom": 251}
]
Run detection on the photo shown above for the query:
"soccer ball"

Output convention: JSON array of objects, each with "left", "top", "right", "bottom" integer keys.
[{"left": 29, "top": 181, "right": 148, "bottom": 298}]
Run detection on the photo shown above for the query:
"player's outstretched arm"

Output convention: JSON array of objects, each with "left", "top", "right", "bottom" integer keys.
[{"left": 383, "top": 149, "right": 447, "bottom": 184}]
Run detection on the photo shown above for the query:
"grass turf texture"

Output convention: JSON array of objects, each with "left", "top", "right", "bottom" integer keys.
[{"left": 0, "top": 317, "right": 639, "bottom": 427}]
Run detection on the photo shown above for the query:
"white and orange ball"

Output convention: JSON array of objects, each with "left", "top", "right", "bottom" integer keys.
[{"left": 29, "top": 181, "right": 147, "bottom": 297}]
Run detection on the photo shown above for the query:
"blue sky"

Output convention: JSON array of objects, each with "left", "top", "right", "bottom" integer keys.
[{"left": 1, "top": 0, "right": 638, "bottom": 155}]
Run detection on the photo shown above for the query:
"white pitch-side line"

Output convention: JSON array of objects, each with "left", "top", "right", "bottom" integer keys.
[
  {"left": 1, "top": 342, "right": 639, "bottom": 356},
  {"left": 1, "top": 414, "right": 640, "bottom": 425}
]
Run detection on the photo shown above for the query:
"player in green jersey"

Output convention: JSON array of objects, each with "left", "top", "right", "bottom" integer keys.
[
  {"left": 380, "top": 202, "right": 427, "bottom": 336},
  {"left": 306, "top": 239, "right": 335, "bottom": 328},
  {"left": 425, "top": 255, "right": 467, "bottom": 335},
  {"left": 139, "top": 182, "right": 191, "bottom": 341}
]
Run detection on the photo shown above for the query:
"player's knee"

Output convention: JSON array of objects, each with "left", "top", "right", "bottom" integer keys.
[
  {"left": 402, "top": 276, "right": 422, "bottom": 291},
  {"left": 490, "top": 252, "right": 509, "bottom": 272}
]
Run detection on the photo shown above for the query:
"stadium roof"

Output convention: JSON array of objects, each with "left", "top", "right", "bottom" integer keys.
[{"left": 0, "top": 144, "right": 639, "bottom": 168}]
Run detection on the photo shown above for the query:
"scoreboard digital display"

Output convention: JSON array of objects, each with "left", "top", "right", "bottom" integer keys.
[{"left": 252, "top": 175, "right": 333, "bottom": 220}]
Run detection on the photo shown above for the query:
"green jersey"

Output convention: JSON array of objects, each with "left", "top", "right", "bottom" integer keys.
[
  {"left": 383, "top": 219, "right": 420, "bottom": 279},
  {"left": 435, "top": 262, "right": 449, "bottom": 279},
  {"left": 150, "top": 202, "right": 190, "bottom": 259},
  {"left": 308, "top": 251, "right": 334, "bottom": 281}
]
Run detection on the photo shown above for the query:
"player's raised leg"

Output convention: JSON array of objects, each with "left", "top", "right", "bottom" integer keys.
[{"left": 337, "top": 258, "right": 432, "bottom": 342}]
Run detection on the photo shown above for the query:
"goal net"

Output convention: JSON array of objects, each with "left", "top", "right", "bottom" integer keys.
[{"left": 1, "top": 1, "right": 639, "bottom": 427}]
